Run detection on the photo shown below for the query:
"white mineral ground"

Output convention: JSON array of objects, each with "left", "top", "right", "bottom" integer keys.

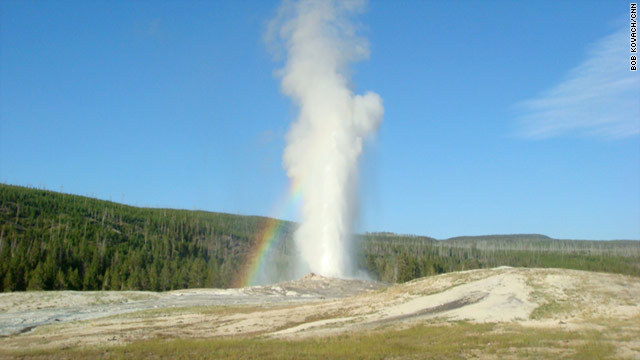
[{"left": 1, "top": 267, "right": 639, "bottom": 355}]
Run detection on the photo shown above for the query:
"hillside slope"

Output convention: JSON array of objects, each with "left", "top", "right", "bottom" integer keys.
[
  {"left": 0, "top": 184, "right": 296, "bottom": 291},
  {"left": 1, "top": 183, "right": 639, "bottom": 292},
  {"left": 1, "top": 267, "right": 638, "bottom": 358}
]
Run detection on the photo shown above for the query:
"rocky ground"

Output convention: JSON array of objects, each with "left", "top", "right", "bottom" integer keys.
[{"left": 1, "top": 267, "right": 639, "bottom": 358}]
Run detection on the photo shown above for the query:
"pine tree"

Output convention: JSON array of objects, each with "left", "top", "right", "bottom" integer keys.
[{"left": 27, "top": 264, "right": 45, "bottom": 290}]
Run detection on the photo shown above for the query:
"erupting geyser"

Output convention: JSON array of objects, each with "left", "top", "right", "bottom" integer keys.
[{"left": 272, "top": 0, "right": 383, "bottom": 278}]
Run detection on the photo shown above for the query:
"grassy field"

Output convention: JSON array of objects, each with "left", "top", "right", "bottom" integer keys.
[{"left": 3, "top": 320, "right": 632, "bottom": 360}]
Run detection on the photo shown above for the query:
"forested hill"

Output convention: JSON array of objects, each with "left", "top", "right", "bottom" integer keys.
[
  {"left": 360, "top": 231, "right": 640, "bottom": 282},
  {"left": 439, "top": 234, "right": 638, "bottom": 255},
  {"left": 1, "top": 183, "right": 639, "bottom": 292},
  {"left": 0, "top": 183, "right": 295, "bottom": 292}
]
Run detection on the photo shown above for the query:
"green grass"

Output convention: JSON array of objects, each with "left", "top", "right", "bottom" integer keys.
[
  {"left": 529, "top": 299, "right": 575, "bottom": 320},
  {"left": 525, "top": 272, "right": 578, "bottom": 320},
  {"left": 4, "top": 322, "right": 620, "bottom": 360}
]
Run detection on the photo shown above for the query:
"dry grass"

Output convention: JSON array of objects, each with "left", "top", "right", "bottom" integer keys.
[
  {"left": 1, "top": 321, "right": 622, "bottom": 360},
  {"left": 3, "top": 268, "right": 638, "bottom": 359}
]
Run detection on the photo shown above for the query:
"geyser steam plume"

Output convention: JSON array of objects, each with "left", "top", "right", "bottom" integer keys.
[{"left": 272, "top": 0, "right": 383, "bottom": 278}]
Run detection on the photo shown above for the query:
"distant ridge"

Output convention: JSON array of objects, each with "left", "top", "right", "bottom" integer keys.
[
  {"left": 365, "top": 231, "right": 639, "bottom": 243},
  {"left": 445, "top": 234, "right": 552, "bottom": 241}
]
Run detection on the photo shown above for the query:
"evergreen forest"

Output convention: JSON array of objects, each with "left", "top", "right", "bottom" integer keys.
[{"left": 1, "top": 184, "right": 638, "bottom": 292}]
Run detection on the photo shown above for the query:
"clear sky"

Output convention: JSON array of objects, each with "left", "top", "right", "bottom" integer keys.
[{"left": 1, "top": 1, "right": 638, "bottom": 240}]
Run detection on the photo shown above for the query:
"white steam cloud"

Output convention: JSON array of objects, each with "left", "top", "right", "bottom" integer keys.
[{"left": 271, "top": 0, "right": 383, "bottom": 278}]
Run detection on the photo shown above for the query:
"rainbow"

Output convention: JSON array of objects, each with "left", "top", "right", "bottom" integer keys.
[{"left": 234, "top": 180, "right": 302, "bottom": 287}]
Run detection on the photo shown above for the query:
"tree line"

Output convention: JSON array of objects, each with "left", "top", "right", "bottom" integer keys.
[
  {"left": 357, "top": 233, "right": 640, "bottom": 283},
  {"left": 1, "top": 184, "right": 639, "bottom": 292}
]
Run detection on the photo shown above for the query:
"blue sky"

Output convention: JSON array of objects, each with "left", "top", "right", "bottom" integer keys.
[{"left": 1, "top": 1, "right": 638, "bottom": 240}]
